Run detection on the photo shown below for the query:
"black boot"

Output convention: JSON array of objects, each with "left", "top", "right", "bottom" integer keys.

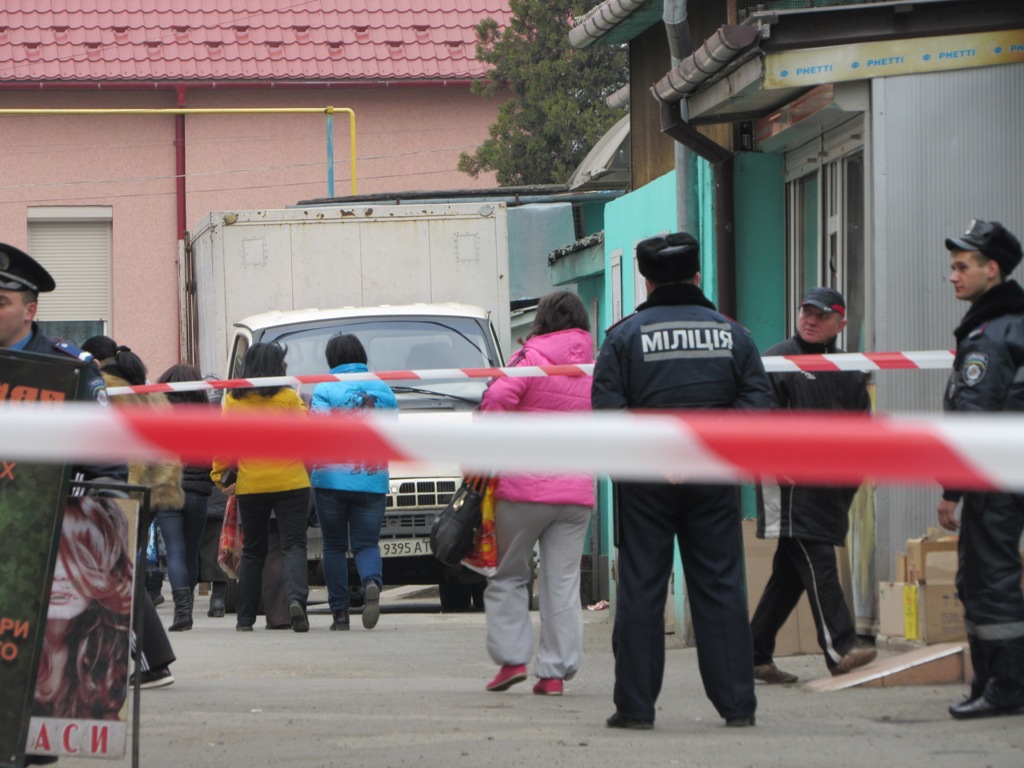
[
  {"left": 168, "top": 588, "right": 194, "bottom": 631},
  {"left": 208, "top": 581, "right": 226, "bottom": 618},
  {"left": 147, "top": 571, "right": 165, "bottom": 606},
  {"left": 330, "top": 610, "right": 350, "bottom": 631}
]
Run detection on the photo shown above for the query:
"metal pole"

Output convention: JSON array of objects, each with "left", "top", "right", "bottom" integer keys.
[{"left": 326, "top": 108, "right": 335, "bottom": 198}]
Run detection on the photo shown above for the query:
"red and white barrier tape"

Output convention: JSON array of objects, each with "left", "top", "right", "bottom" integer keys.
[
  {"left": 105, "top": 350, "right": 956, "bottom": 397},
  {"left": 0, "top": 403, "right": 1019, "bottom": 491}
]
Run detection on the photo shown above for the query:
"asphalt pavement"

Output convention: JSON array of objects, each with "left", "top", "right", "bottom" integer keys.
[{"left": 56, "top": 585, "right": 1023, "bottom": 768}]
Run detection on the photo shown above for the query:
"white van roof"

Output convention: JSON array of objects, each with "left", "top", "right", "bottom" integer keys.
[{"left": 236, "top": 302, "right": 490, "bottom": 333}]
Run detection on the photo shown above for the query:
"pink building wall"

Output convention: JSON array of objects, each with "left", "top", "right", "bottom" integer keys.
[{"left": 0, "top": 86, "right": 504, "bottom": 376}]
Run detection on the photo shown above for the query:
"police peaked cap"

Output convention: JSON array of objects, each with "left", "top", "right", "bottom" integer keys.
[
  {"left": 0, "top": 242, "right": 56, "bottom": 293},
  {"left": 945, "top": 219, "right": 1023, "bottom": 275},
  {"left": 636, "top": 232, "right": 700, "bottom": 283}
]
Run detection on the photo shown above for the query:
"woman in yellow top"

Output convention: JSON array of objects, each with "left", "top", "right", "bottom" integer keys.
[{"left": 213, "top": 343, "right": 311, "bottom": 632}]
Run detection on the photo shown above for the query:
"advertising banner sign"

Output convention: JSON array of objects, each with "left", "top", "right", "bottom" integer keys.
[{"left": 0, "top": 349, "right": 88, "bottom": 767}]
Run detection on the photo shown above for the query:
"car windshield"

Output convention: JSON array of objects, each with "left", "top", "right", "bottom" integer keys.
[{"left": 257, "top": 315, "right": 498, "bottom": 405}]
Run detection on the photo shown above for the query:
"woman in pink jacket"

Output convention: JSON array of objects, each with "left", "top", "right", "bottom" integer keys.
[{"left": 481, "top": 291, "right": 596, "bottom": 695}]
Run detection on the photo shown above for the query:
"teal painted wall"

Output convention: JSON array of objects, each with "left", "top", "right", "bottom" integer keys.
[
  {"left": 579, "top": 200, "right": 606, "bottom": 236},
  {"left": 696, "top": 158, "right": 718, "bottom": 304},
  {"left": 733, "top": 153, "right": 787, "bottom": 520},
  {"left": 733, "top": 153, "right": 787, "bottom": 351},
  {"left": 601, "top": 171, "right": 679, "bottom": 332}
]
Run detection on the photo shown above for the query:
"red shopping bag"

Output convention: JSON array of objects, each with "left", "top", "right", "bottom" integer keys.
[{"left": 217, "top": 494, "right": 243, "bottom": 579}]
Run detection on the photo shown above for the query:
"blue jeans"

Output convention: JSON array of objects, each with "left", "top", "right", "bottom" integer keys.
[
  {"left": 313, "top": 489, "right": 385, "bottom": 611},
  {"left": 156, "top": 492, "right": 208, "bottom": 591}
]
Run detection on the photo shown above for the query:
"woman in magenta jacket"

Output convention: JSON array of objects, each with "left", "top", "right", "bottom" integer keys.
[{"left": 480, "top": 291, "right": 596, "bottom": 696}]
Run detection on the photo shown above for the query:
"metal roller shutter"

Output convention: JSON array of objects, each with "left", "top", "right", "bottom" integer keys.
[{"left": 27, "top": 209, "right": 112, "bottom": 344}]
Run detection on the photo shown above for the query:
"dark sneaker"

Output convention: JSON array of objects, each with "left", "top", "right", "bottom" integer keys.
[
  {"left": 330, "top": 610, "right": 350, "bottom": 631},
  {"left": 606, "top": 712, "right": 654, "bottom": 730},
  {"left": 949, "top": 696, "right": 1024, "bottom": 720},
  {"left": 726, "top": 715, "right": 756, "bottom": 727},
  {"left": 236, "top": 624, "right": 254, "bottom": 632},
  {"left": 289, "top": 601, "right": 309, "bottom": 633},
  {"left": 131, "top": 666, "right": 175, "bottom": 690},
  {"left": 362, "top": 582, "right": 380, "bottom": 630},
  {"left": 754, "top": 663, "right": 798, "bottom": 684},
  {"left": 832, "top": 646, "right": 877, "bottom": 676}
]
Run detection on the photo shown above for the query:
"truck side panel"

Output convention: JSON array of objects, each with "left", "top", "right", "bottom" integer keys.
[{"left": 184, "top": 203, "right": 510, "bottom": 375}]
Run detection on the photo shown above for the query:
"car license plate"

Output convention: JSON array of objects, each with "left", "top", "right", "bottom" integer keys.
[{"left": 380, "top": 538, "right": 432, "bottom": 558}]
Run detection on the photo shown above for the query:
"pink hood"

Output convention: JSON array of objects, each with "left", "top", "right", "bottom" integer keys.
[{"left": 480, "top": 328, "right": 595, "bottom": 506}]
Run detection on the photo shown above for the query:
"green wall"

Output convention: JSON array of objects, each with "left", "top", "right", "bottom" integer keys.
[
  {"left": 601, "top": 171, "right": 680, "bottom": 334},
  {"left": 733, "top": 153, "right": 787, "bottom": 351}
]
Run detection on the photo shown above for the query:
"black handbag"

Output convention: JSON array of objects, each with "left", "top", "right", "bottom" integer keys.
[{"left": 430, "top": 473, "right": 491, "bottom": 567}]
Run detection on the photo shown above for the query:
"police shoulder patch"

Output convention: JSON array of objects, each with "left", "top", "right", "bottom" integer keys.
[
  {"left": 962, "top": 352, "right": 988, "bottom": 387},
  {"left": 52, "top": 340, "right": 94, "bottom": 363}
]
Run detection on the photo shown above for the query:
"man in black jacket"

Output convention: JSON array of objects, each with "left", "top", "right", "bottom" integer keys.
[
  {"left": 592, "top": 232, "right": 770, "bottom": 730},
  {"left": 750, "top": 287, "right": 874, "bottom": 685},
  {"left": 938, "top": 219, "right": 1024, "bottom": 720}
]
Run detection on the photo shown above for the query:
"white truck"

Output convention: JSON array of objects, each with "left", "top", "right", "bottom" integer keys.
[{"left": 182, "top": 203, "right": 511, "bottom": 611}]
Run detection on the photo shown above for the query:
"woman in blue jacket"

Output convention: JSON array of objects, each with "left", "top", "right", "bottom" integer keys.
[{"left": 311, "top": 334, "right": 398, "bottom": 631}]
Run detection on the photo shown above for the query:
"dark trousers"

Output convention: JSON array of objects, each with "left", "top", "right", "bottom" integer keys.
[
  {"left": 750, "top": 538, "right": 856, "bottom": 671},
  {"left": 613, "top": 481, "right": 755, "bottom": 723},
  {"left": 236, "top": 488, "right": 310, "bottom": 628},
  {"left": 261, "top": 521, "right": 290, "bottom": 628},
  {"left": 959, "top": 491, "right": 1024, "bottom": 708},
  {"left": 199, "top": 487, "right": 229, "bottom": 583},
  {"left": 132, "top": 592, "right": 175, "bottom": 671}
]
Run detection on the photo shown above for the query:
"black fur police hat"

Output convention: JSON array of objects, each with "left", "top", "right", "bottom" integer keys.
[
  {"left": 636, "top": 232, "right": 700, "bottom": 283},
  {"left": 0, "top": 242, "right": 56, "bottom": 293},
  {"left": 945, "top": 219, "right": 1023, "bottom": 274}
]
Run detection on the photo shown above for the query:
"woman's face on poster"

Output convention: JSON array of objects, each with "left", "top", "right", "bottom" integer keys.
[{"left": 48, "top": 548, "right": 90, "bottom": 621}]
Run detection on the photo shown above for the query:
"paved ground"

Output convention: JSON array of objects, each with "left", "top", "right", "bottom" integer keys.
[{"left": 57, "top": 586, "right": 1023, "bottom": 768}]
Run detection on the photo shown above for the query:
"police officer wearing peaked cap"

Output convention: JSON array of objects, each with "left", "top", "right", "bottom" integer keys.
[
  {"left": 939, "top": 219, "right": 1024, "bottom": 720},
  {"left": 0, "top": 241, "right": 121, "bottom": 470},
  {"left": 0, "top": 243, "right": 180, "bottom": 702},
  {"left": 0, "top": 241, "right": 101, "bottom": 372},
  {"left": 0, "top": 241, "right": 57, "bottom": 350},
  {"left": 592, "top": 232, "right": 771, "bottom": 730}
]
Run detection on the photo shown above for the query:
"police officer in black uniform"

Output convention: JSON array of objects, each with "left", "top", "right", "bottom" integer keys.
[
  {"left": 0, "top": 242, "right": 109, "bottom": 406},
  {"left": 939, "top": 219, "right": 1024, "bottom": 720},
  {"left": 592, "top": 232, "right": 771, "bottom": 730},
  {"left": 1, "top": 241, "right": 179, "bottom": 698}
]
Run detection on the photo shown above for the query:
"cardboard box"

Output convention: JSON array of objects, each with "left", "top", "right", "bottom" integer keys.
[
  {"left": 906, "top": 536, "right": 958, "bottom": 583},
  {"left": 894, "top": 552, "right": 907, "bottom": 583},
  {"left": 903, "top": 584, "right": 966, "bottom": 643},
  {"left": 878, "top": 581, "right": 906, "bottom": 637},
  {"left": 923, "top": 550, "right": 958, "bottom": 584},
  {"left": 743, "top": 521, "right": 820, "bottom": 657}
]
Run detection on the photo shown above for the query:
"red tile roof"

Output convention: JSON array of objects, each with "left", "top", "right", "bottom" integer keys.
[{"left": 0, "top": 1, "right": 512, "bottom": 83}]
